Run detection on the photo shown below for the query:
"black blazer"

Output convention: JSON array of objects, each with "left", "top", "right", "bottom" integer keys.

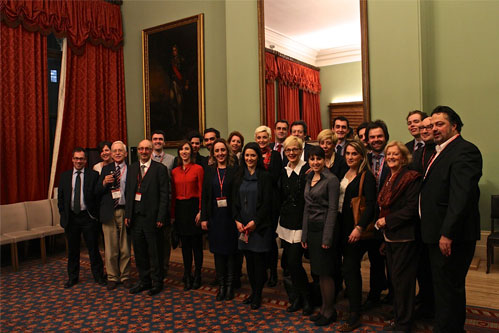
[
  {"left": 420, "top": 135, "right": 482, "bottom": 243},
  {"left": 409, "top": 143, "right": 435, "bottom": 173},
  {"left": 96, "top": 162, "right": 128, "bottom": 222},
  {"left": 340, "top": 170, "right": 377, "bottom": 240},
  {"left": 405, "top": 140, "right": 415, "bottom": 153},
  {"left": 200, "top": 165, "right": 238, "bottom": 222},
  {"left": 124, "top": 160, "right": 169, "bottom": 229},
  {"left": 329, "top": 154, "right": 348, "bottom": 180},
  {"left": 278, "top": 162, "right": 310, "bottom": 230},
  {"left": 382, "top": 168, "right": 422, "bottom": 241},
  {"left": 303, "top": 143, "right": 314, "bottom": 162},
  {"left": 232, "top": 168, "right": 273, "bottom": 235},
  {"left": 270, "top": 142, "right": 287, "bottom": 166},
  {"left": 58, "top": 168, "right": 99, "bottom": 228}
]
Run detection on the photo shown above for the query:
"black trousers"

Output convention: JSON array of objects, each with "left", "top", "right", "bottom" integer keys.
[
  {"left": 427, "top": 241, "right": 475, "bottom": 333},
  {"left": 417, "top": 243, "right": 434, "bottom": 310},
  {"left": 180, "top": 234, "right": 203, "bottom": 275},
  {"left": 281, "top": 240, "right": 309, "bottom": 294},
  {"left": 342, "top": 238, "right": 387, "bottom": 313},
  {"left": 65, "top": 211, "right": 104, "bottom": 282},
  {"left": 386, "top": 241, "right": 420, "bottom": 330},
  {"left": 244, "top": 250, "right": 267, "bottom": 296},
  {"left": 131, "top": 216, "right": 164, "bottom": 287}
]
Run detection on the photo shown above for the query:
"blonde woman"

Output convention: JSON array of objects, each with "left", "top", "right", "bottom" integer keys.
[{"left": 317, "top": 129, "right": 348, "bottom": 180}]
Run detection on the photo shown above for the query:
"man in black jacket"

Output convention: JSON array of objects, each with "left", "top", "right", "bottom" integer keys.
[
  {"left": 125, "top": 139, "right": 169, "bottom": 296},
  {"left": 420, "top": 106, "right": 482, "bottom": 332},
  {"left": 58, "top": 147, "right": 105, "bottom": 288}
]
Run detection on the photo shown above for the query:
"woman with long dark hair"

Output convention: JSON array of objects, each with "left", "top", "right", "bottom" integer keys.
[
  {"left": 200, "top": 139, "right": 239, "bottom": 301},
  {"left": 93, "top": 141, "right": 113, "bottom": 175},
  {"left": 337, "top": 140, "right": 377, "bottom": 332},
  {"left": 171, "top": 140, "right": 204, "bottom": 290},
  {"left": 233, "top": 142, "right": 273, "bottom": 310}
]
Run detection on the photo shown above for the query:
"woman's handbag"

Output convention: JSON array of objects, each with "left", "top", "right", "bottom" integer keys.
[{"left": 350, "top": 171, "right": 375, "bottom": 239}]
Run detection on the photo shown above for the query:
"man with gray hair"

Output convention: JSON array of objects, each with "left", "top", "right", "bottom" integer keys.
[{"left": 96, "top": 140, "right": 132, "bottom": 290}]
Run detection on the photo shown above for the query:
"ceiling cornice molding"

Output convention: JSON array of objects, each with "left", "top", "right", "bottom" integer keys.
[
  {"left": 265, "top": 27, "right": 361, "bottom": 67},
  {"left": 265, "top": 27, "right": 318, "bottom": 66},
  {"left": 316, "top": 45, "right": 361, "bottom": 67}
]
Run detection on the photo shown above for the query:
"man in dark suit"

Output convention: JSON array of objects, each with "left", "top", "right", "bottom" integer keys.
[
  {"left": 58, "top": 147, "right": 105, "bottom": 288},
  {"left": 420, "top": 106, "right": 482, "bottom": 332},
  {"left": 332, "top": 116, "right": 350, "bottom": 156},
  {"left": 405, "top": 110, "right": 427, "bottom": 153},
  {"left": 96, "top": 141, "right": 132, "bottom": 290},
  {"left": 125, "top": 139, "right": 169, "bottom": 296},
  {"left": 364, "top": 120, "right": 391, "bottom": 308},
  {"left": 270, "top": 119, "right": 289, "bottom": 165},
  {"left": 290, "top": 120, "right": 313, "bottom": 161}
]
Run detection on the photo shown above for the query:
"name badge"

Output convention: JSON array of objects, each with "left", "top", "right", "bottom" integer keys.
[
  {"left": 135, "top": 192, "right": 142, "bottom": 201},
  {"left": 216, "top": 197, "right": 227, "bottom": 208},
  {"left": 111, "top": 189, "right": 121, "bottom": 200}
]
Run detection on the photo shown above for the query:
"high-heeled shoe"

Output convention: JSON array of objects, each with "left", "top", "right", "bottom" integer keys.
[
  {"left": 314, "top": 310, "right": 337, "bottom": 326},
  {"left": 242, "top": 294, "right": 254, "bottom": 304}
]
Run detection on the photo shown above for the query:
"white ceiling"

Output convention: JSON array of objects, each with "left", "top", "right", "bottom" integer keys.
[{"left": 264, "top": 0, "right": 361, "bottom": 66}]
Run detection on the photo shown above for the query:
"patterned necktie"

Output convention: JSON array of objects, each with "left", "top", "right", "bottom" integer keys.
[
  {"left": 114, "top": 164, "right": 121, "bottom": 208},
  {"left": 276, "top": 143, "right": 282, "bottom": 154},
  {"left": 416, "top": 142, "right": 423, "bottom": 151},
  {"left": 336, "top": 145, "right": 342, "bottom": 156},
  {"left": 140, "top": 164, "right": 146, "bottom": 178},
  {"left": 73, "top": 171, "right": 81, "bottom": 214}
]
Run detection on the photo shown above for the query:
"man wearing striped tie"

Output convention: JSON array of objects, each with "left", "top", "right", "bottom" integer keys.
[{"left": 97, "top": 141, "right": 132, "bottom": 290}]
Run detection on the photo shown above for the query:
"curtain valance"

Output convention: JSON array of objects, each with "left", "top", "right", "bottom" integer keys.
[{"left": 0, "top": 0, "right": 123, "bottom": 53}]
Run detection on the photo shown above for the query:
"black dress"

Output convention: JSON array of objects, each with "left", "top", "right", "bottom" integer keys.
[{"left": 206, "top": 168, "right": 238, "bottom": 255}]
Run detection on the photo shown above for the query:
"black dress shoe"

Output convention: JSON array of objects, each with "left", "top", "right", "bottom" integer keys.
[
  {"left": 64, "top": 279, "right": 78, "bottom": 288},
  {"left": 243, "top": 294, "right": 254, "bottom": 304},
  {"left": 192, "top": 274, "right": 202, "bottom": 290},
  {"left": 129, "top": 283, "right": 151, "bottom": 294},
  {"left": 148, "top": 285, "right": 163, "bottom": 296},
  {"left": 338, "top": 313, "right": 361, "bottom": 332},
  {"left": 107, "top": 281, "right": 118, "bottom": 290},
  {"left": 309, "top": 312, "right": 322, "bottom": 322},
  {"left": 96, "top": 277, "right": 107, "bottom": 286},
  {"left": 250, "top": 295, "right": 262, "bottom": 310},
  {"left": 286, "top": 298, "right": 302, "bottom": 312},
  {"left": 302, "top": 298, "right": 313, "bottom": 316},
  {"left": 314, "top": 311, "right": 337, "bottom": 326},
  {"left": 184, "top": 275, "right": 193, "bottom": 291}
]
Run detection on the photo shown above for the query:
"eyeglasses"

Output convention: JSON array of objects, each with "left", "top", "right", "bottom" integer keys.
[
  {"left": 72, "top": 157, "right": 86, "bottom": 161},
  {"left": 418, "top": 125, "right": 433, "bottom": 131},
  {"left": 137, "top": 147, "right": 152, "bottom": 151},
  {"left": 284, "top": 148, "right": 301, "bottom": 153}
]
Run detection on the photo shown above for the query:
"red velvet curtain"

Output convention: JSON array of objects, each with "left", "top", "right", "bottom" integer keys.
[
  {"left": 0, "top": 0, "right": 123, "bottom": 54},
  {"left": 265, "top": 52, "right": 278, "bottom": 127},
  {"left": 1, "top": 23, "right": 49, "bottom": 204},
  {"left": 302, "top": 91, "right": 322, "bottom": 139},
  {"left": 54, "top": 42, "right": 127, "bottom": 186},
  {"left": 275, "top": 55, "right": 322, "bottom": 132}
]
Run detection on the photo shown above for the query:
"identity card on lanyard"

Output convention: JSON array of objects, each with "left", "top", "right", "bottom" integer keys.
[{"left": 216, "top": 168, "right": 227, "bottom": 208}]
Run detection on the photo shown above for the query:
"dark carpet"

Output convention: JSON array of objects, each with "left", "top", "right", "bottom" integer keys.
[{"left": 1, "top": 254, "right": 497, "bottom": 332}]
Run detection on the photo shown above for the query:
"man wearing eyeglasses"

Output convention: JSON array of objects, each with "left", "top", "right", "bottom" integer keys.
[
  {"left": 124, "top": 139, "right": 169, "bottom": 296},
  {"left": 58, "top": 147, "right": 105, "bottom": 288},
  {"left": 410, "top": 116, "right": 436, "bottom": 173}
]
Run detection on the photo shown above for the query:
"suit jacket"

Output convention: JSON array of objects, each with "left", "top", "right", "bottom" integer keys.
[
  {"left": 232, "top": 168, "right": 273, "bottom": 235},
  {"left": 409, "top": 142, "right": 435, "bottom": 173},
  {"left": 382, "top": 167, "right": 422, "bottom": 241},
  {"left": 420, "top": 135, "right": 482, "bottom": 243},
  {"left": 58, "top": 168, "right": 99, "bottom": 229},
  {"left": 303, "top": 143, "right": 314, "bottom": 162},
  {"left": 405, "top": 140, "right": 415, "bottom": 153},
  {"left": 124, "top": 160, "right": 169, "bottom": 230},
  {"left": 270, "top": 142, "right": 287, "bottom": 166},
  {"left": 200, "top": 165, "right": 238, "bottom": 222},
  {"left": 96, "top": 162, "right": 128, "bottom": 222}
]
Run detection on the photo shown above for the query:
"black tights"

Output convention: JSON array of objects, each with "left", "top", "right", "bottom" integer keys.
[
  {"left": 180, "top": 234, "right": 203, "bottom": 276},
  {"left": 320, "top": 275, "right": 336, "bottom": 317},
  {"left": 244, "top": 250, "right": 267, "bottom": 297}
]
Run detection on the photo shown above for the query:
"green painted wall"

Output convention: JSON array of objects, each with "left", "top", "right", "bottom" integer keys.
[
  {"left": 225, "top": 0, "right": 260, "bottom": 142},
  {"left": 122, "top": 0, "right": 228, "bottom": 147},
  {"left": 319, "top": 61, "right": 363, "bottom": 129},
  {"left": 421, "top": 0, "right": 499, "bottom": 229},
  {"left": 369, "top": 0, "right": 499, "bottom": 229}
]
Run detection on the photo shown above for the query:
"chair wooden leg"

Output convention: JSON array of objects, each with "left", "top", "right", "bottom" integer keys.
[
  {"left": 10, "top": 243, "right": 18, "bottom": 272},
  {"left": 40, "top": 237, "right": 47, "bottom": 264}
]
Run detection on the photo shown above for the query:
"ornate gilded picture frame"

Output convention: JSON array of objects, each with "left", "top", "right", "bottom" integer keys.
[{"left": 142, "top": 14, "right": 205, "bottom": 147}]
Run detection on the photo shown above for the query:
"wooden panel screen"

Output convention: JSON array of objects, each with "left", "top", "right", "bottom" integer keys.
[{"left": 329, "top": 101, "right": 365, "bottom": 129}]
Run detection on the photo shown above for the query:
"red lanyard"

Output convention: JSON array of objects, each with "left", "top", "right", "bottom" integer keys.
[
  {"left": 424, "top": 134, "right": 459, "bottom": 178},
  {"left": 217, "top": 167, "right": 226, "bottom": 195}
]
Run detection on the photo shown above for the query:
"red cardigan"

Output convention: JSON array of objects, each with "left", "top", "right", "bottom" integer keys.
[{"left": 171, "top": 163, "right": 204, "bottom": 216}]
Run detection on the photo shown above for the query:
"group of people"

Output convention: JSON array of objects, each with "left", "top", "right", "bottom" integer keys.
[{"left": 58, "top": 105, "right": 482, "bottom": 332}]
